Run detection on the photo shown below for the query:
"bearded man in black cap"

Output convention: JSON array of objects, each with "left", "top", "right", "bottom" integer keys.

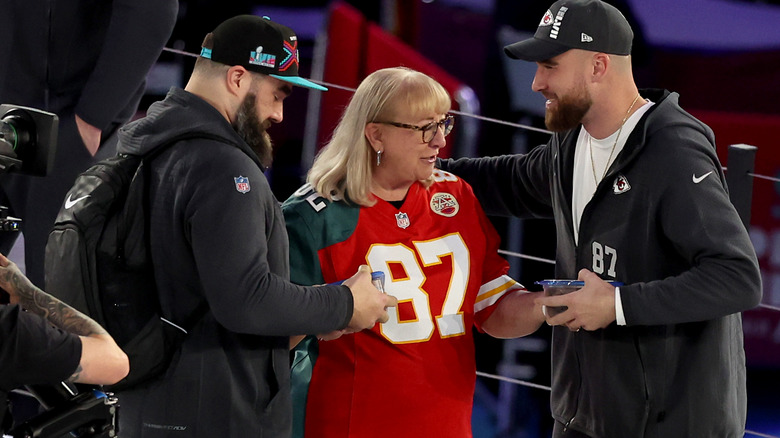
[
  {"left": 439, "top": 0, "right": 761, "bottom": 436},
  {"left": 114, "top": 15, "right": 397, "bottom": 437}
]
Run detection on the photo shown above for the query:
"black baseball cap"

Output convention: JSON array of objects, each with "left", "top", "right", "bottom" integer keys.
[
  {"left": 504, "top": 0, "right": 633, "bottom": 62},
  {"left": 200, "top": 15, "right": 327, "bottom": 91}
]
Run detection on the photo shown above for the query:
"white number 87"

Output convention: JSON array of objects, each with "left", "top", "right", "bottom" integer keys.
[{"left": 366, "top": 233, "right": 470, "bottom": 344}]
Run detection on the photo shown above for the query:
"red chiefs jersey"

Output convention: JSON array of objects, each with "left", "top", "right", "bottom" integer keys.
[{"left": 283, "top": 170, "right": 524, "bottom": 438}]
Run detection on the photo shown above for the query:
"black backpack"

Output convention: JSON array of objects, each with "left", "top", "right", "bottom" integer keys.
[{"left": 44, "top": 134, "right": 213, "bottom": 391}]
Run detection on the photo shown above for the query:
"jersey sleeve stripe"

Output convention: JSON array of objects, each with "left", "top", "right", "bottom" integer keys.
[{"left": 474, "top": 276, "right": 524, "bottom": 312}]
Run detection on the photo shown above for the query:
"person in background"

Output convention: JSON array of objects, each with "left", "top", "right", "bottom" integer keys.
[
  {"left": 0, "top": 0, "right": 178, "bottom": 288},
  {"left": 113, "top": 15, "right": 396, "bottom": 437},
  {"left": 438, "top": 1, "right": 762, "bottom": 436},
  {"left": 0, "top": 252, "right": 129, "bottom": 431},
  {"left": 284, "top": 66, "right": 545, "bottom": 438}
]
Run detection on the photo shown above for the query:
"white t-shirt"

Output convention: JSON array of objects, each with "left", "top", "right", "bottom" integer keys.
[{"left": 572, "top": 100, "right": 654, "bottom": 244}]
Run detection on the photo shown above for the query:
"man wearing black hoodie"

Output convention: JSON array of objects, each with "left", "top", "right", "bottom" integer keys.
[
  {"left": 439, "top": 1, "right": 761, "bottom": 437},
  {"left": 114, "top": 15, "right": 396, "bottom": 437}
]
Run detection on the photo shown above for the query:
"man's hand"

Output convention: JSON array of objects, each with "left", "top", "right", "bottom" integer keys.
[
  {"left": 343, "top": 265, "right": 398, "bottom": 331},
  {"left": 0, "top": 253, "right": 28, "bottom": 305},
  {"left": 75, "top": 115, "right": 101, "bottom": 156},
  {"left": 534, "top": 269, "right": 617, "bottom": 332}
]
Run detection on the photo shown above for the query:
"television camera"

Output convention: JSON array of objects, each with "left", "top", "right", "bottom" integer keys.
[
  {"left": 0, "top": 104, "right": 118, "bottom": 437},
  {"left": 0, "top": 104, "right": 58, "bottom": 231}
]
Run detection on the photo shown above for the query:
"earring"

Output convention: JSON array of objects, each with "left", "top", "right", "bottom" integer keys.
[{"left": 376, "top": 150, "right": 382, "bottom": 166}]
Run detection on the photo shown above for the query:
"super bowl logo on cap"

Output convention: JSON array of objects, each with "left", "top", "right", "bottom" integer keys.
[
  {"left": 250, "top": 46, "right": 276, "bottom": 68},
  {"left": 234, "top": 176, "right": 251, "bottom": 194},
  {"left": 430, "top": 192, "right": 459, "bottom": 217}
]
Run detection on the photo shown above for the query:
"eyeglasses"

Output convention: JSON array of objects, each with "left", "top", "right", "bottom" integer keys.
[{"left": 375, "top": 115, "right": 455, "bottom": 143}]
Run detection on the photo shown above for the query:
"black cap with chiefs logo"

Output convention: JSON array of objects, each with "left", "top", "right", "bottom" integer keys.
[{"left": 504, "top": 0, "right": 633, "bottom": 62}]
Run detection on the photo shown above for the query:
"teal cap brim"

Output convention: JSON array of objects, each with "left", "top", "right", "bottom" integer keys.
[{"left": 270, "top": 74, "right": 328, "bottom": 91}]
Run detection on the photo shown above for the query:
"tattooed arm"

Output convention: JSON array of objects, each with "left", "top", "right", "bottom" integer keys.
[{"left": 0, "top": 254, "right": 129, "bottom": 385}]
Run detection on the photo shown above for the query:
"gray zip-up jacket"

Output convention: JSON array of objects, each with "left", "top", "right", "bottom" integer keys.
[
  {"left": 440, "top": 89, "right": 762, "bottom": 437},
  {"left": 115, "top": 88, "right": 354, "bottom": 437}
]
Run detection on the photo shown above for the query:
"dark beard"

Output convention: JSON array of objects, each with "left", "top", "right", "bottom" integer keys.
[
  {"left": 233, "top": 92, "right": 273, "bottom": 168},
  {"left": 545, "top": 87, "right": 592, "bottom": 133}
]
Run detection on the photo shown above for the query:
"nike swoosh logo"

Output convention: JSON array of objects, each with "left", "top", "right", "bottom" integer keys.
[
  {"left": 692, "top": 171, "right": 714, "bottom": 184},
  {"left": 64, "top": 194, "right": 91, "bottom": 209}
]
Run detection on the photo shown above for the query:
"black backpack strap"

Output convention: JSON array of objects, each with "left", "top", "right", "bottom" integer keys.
[{"left": 114, "top": 132, "right": 230, "bottom": 259}]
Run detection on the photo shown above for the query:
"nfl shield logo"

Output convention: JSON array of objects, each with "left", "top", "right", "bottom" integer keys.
[
  {"left": 395, "top": 212, "right": 410, "bottom": 229},
  {"left": 234, "top": 176, "right": 250, "bottom": 194}
]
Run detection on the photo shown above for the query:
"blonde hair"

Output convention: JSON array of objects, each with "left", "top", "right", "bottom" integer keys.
[{"left": 307, "top": 67, "right": 451, "bottom": 206}]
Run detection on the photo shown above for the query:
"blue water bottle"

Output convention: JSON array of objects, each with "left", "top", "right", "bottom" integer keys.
[
  {"left": 371, "top": 271, "right": 385, "bottom": 293},
  {"left": 330, "top": 271, "right": 385, "bottom": 293}
]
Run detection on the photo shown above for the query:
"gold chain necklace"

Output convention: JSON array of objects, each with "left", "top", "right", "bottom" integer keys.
[{"left": 589, "top": 93, "right": 642, "bottom": 184}]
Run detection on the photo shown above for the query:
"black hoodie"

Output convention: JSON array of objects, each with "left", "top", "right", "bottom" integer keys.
[
  {"left": 116, "top": 88, "right": 353, "bottom": 437},
  {"left": 440, "top": 89, "right": 761, "bottom": 437}
]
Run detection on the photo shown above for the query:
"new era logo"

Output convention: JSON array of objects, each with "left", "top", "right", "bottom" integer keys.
[{"left": 581, "top": 33, "right": 593, "bottom": 43}]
